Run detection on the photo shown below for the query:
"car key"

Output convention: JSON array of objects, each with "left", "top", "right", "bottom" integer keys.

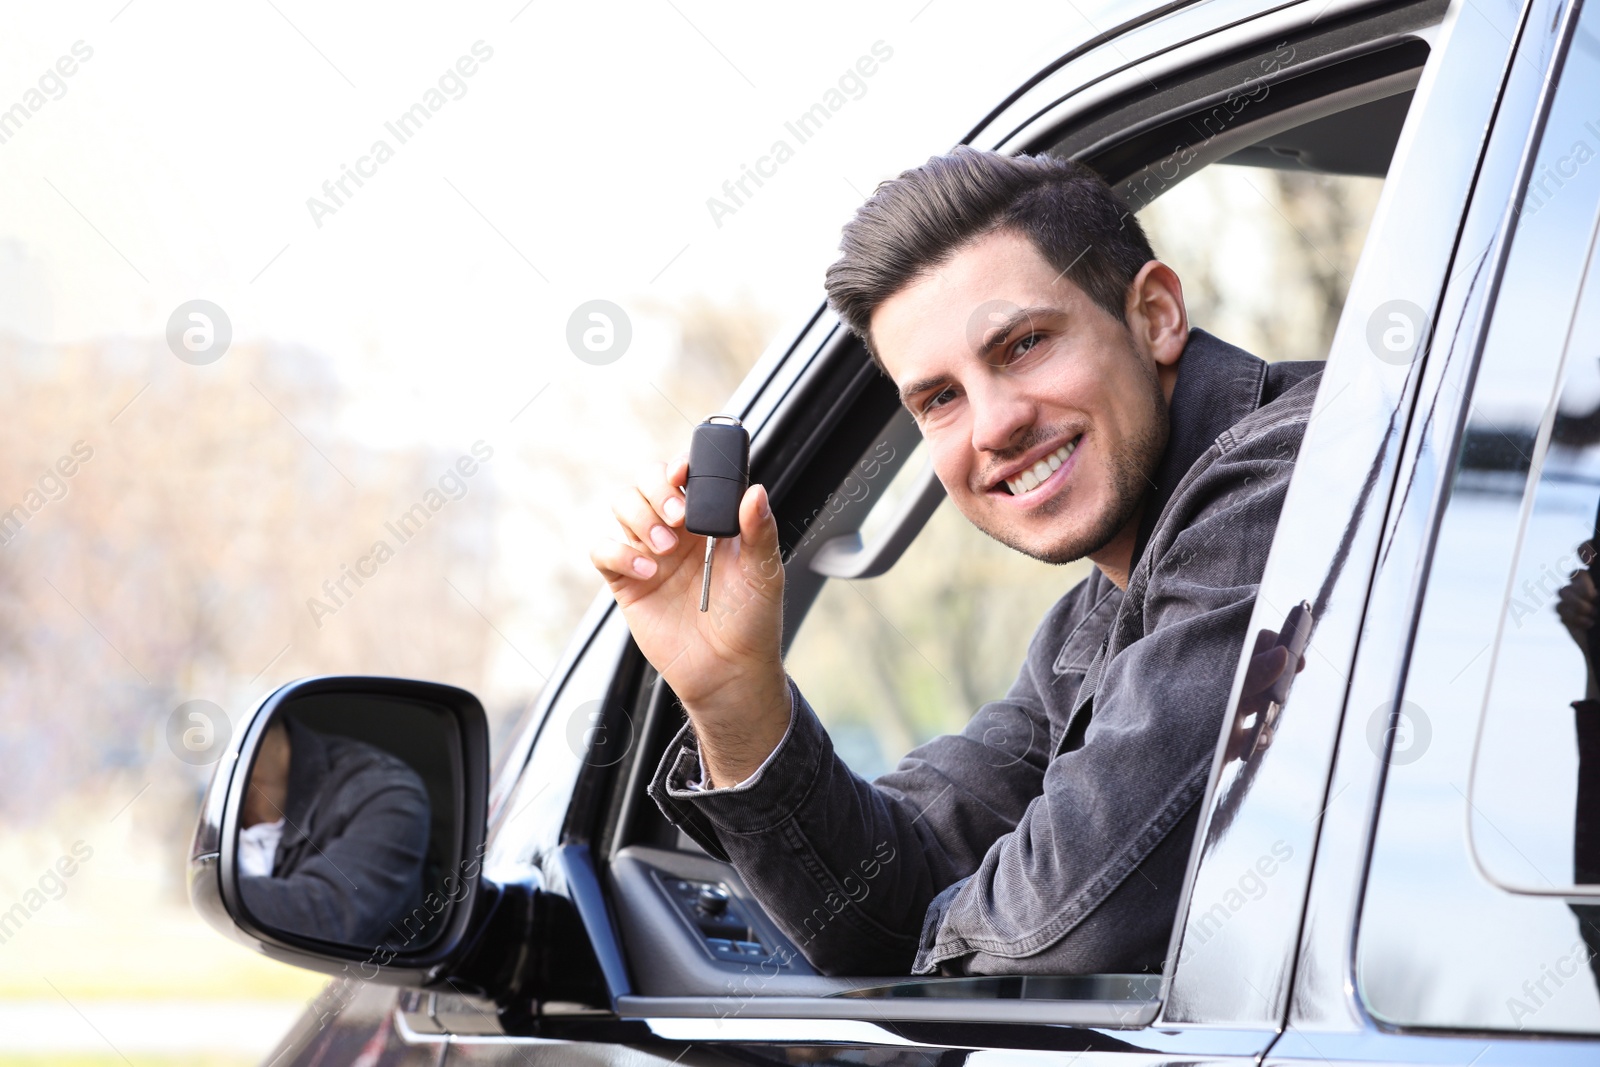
[
  {"left": 684, "top": 415, "right": 750, "bottom": 613},
  {"left": 1246, "top": 600, "right": 1314, "bottom": 761}
]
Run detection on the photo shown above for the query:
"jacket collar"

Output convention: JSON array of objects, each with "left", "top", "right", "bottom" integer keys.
[{"left": 1129, "top": 328, "right": 1269, "bottom": 569}]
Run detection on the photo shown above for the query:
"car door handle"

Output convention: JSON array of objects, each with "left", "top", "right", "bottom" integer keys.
[{"left": 808, "top": 462, "right": 945, "bottom": 580}]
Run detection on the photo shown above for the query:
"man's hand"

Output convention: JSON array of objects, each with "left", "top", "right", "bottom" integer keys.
[
  {"left": 589, "top": 455, "right": 790, "bottom": 788},
  {"left": 1557, "top": 548, "right": 1597, "bottom": 649},
  {"left": 1224, "top": 627, "right": 1307, "bottom": 762},
  {"left": 1555, "top": 543, "right": 1598, "bottom": 699}
]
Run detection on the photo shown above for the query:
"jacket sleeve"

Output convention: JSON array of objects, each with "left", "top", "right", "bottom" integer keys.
[
  {"left": 914, "top": 403, "right": 1304, "bottom": 975},
  {"left": 647, "top": 576, "right": 1107, "bottom": 976}
]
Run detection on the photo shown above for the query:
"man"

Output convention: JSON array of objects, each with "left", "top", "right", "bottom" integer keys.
[
  {"left": 238, "top": 715, "right": 432, "bottom": 949},
  {"left": 591, "top": 147, "right": 1316, "bottom": 976}
]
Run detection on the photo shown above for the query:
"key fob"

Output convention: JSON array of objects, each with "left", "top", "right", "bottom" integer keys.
[{"left": 685, "top": 416, "right": 749, "bottom": 539}]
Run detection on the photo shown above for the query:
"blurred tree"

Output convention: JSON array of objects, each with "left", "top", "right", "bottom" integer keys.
[{"left": 1141, "top": 166, "right": 1382, "bottom": 363}]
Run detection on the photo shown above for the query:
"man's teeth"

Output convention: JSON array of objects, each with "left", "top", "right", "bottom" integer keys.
[{"left": 1005, "top": 441, "right": 1076, "bottom": 496}]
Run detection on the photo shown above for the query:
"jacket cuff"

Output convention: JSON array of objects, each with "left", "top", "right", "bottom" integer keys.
[
  {"left": 651, "top": 678, "right": 830, "bottom": 836},
  {"left": 912, "top": 877, "right": 970, "bottom": 975},
  {"left": 677, "top": 684, "right": 798, "bottom": 792}
]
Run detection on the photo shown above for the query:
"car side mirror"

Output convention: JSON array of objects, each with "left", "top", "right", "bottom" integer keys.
[{"left": 188, "top": 676, "right": 490, "bottom": 984}]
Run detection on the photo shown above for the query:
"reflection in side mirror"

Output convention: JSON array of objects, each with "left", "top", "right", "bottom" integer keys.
[
  {"left": 238, "top": 706, "right": 439, "bottom": 949},
  {"left": 192, "top": 676, "right": 489, "bottom": 981}
]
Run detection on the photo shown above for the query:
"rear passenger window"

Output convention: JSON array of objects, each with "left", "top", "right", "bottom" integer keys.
[
  {"left": 1358, "top": 0, "right": 1600, "bottom": 1032},
  {"left": 1469, "top": 272, "right": 1600, "bottom": 894}
]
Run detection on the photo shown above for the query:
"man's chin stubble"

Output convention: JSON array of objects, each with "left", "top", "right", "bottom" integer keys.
[
  {"left": 988, "top": 502, "right": 1135, "bottom": 566},
  {"left": 976, "top": 428, "right": 1163, "bottom": 567}
]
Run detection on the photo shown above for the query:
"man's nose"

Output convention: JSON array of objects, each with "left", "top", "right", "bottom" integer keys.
[{"left": 968, "top": 378, "right": 1034, "bottom": 455}]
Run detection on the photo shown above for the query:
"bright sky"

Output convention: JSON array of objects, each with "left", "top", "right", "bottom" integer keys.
[
  {"left": 0, "top": 0, "right": 1143, "bottom": 450},
  {"left": 0, "top": 0, "right": 1170, "bottom": 706}
]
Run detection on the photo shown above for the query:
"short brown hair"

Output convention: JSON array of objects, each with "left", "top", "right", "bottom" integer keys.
[{"left": 823, "top": 146, "right": 1156, "bottom": 362}]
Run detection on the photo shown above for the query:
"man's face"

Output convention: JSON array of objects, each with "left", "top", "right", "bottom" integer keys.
[
  {"left": 242, "top": 721, "right": 291, "bottom": 828},
  {"left": 871, "top": 228, "right": 1182, "bottom": 568}
]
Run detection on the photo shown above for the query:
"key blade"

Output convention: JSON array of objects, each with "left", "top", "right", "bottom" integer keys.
[{"left": 699, "top": 537, "right": 716, "bottom": 613}]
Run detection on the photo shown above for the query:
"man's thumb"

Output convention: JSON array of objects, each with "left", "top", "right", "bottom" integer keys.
[{"left": 738, "top": 484, "right": 782, "bottom": 583}]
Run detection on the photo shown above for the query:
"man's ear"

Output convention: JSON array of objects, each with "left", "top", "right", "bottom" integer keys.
[{"left": 1124, "top": 260, "right": 1188, "bottom": 370}]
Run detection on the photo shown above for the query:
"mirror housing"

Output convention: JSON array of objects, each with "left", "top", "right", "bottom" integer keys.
[{"left": 188, "top": 675, "right": 491, "bottom": 985}]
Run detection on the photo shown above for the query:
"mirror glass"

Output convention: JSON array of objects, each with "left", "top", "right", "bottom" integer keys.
[{"left": 234, "top": 691, "right": 465, "bottom": 954}]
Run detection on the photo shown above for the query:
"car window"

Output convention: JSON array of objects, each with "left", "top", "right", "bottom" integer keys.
[
  {"left": 593, "top": 8, "right": 1444, "bottom": 1023},
  {"left": 1357, "top": 0, "right": 1600, "bottom": 1032},
  {"left": 1468, "top": 272, "right": 1600, "bottom": 895},
  {"left": 783, "top": 163, "right": 1383, "bottom": 778}
]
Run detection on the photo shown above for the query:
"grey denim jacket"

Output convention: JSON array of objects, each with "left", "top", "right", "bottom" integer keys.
[{"left": 647, "top": 329, "right": 1322, "bottom": 976}]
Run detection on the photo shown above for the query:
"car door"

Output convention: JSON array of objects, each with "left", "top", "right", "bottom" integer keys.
[{"left": 1268, "top": 0, "right": 1600, "bottom": 1056}]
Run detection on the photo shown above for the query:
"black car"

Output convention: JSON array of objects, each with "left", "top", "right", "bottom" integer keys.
[{"left": 191, "top": 0, "right": 1600, "bottom": 1061}]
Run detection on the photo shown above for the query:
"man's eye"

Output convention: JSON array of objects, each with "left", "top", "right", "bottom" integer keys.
[
  {"left": 1005, "top": 332, "right": 1043, "bottom": 363},
  {"left": 922, "top": 387, "right": 957, "bottom": 415}
]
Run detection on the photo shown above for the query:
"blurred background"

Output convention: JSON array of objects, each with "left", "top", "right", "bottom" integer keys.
[{"left": 0, "top": 2, "right": 1378, "bottom": 1063}]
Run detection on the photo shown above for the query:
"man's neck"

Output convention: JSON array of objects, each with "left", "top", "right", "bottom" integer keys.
[{"left": 1089, "top": 504, "right": 1144, "bottom": 591}]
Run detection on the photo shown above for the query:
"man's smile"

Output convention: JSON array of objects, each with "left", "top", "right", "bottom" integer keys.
[{"left": 986, "top": 434, "right": 1083, "bottom": 504}]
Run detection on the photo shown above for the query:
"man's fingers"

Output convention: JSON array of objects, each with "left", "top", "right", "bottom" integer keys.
[
  {"left": 590, "top": 536, "right": 659, "bottom": 583},
  {"left": 739, "top": 484, "right": 777, "bottom": 547},
  {"left": 1558, "top": 581, "right": 1597, "bottom": 630},
  {"left": 611, "top": 486, "right": 680, "bottom": 555},
  {"left": 1242, "top": 644, "right": 1289, "bottom": 696},
  {"left": 641, "top": 459, "right": 690, "bottom": 528}
]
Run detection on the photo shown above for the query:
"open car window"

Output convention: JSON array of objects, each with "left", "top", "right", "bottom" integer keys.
[{"left": 580, "top": 0, "right": 1449, "bottom": 1027}]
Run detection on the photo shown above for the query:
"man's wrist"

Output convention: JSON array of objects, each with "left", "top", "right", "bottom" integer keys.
[
  {"left": 684, "top": 669, "right": 792, "bottom": 788},
  {"left": 685, "top": 683, "right": 797, "bottom": 791}
]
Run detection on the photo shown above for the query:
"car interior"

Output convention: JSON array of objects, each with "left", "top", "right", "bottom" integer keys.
[{"left": 545, "top": 0, "right": 1447, "bottom": 1016}]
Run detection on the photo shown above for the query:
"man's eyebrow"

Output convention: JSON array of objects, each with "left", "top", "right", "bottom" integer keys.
[{"left": 898, "top": 374, "right": 948, "bottom": 407}]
